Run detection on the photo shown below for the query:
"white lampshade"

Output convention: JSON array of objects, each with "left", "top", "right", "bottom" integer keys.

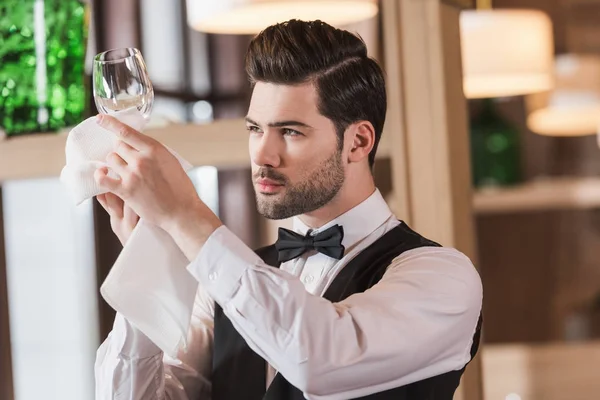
[
  {"left": 526, "top": 54, "right": 600, "bottom": 137},
  {"left": 460, "top": 9, "right": 554, "bottom": 99},
  {"left": 186, "top": 0, "right": 379, "bottom": 35}
]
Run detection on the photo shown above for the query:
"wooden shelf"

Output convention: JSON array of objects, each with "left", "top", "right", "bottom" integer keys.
[
  {"left": 474, "top": 177, "right": 600, "bottom": 214},
  {"left": 0, "top": 118, "right": 392, "bottom": 182},
  {"left": 0, "top": 119, "right": 248, "bottom": 182}
]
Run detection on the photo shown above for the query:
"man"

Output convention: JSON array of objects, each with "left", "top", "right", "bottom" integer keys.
[{"left": 95, "top": 19, "right": 482, "bottom": 400}]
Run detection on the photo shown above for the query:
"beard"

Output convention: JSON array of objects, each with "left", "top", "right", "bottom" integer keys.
[{"left": 253, "top": 149, "right": 345, "bottom": 220}]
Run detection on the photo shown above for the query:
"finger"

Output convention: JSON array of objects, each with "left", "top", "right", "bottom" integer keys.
[
  {"left": 105, "top": 192, "right": 125, "bottom": 219},
  {"left": 106, "top": 152, "right": 128, "bottom": 175},
  {"left": 95, "top": 166, "right": 122, "bottom": 194},
  {"left": 114, "top": 140, "right": 138, "bottom": 164},
  {"left": 97, "top": 193, "right": 108, "bottom": 212},
  {"left": 96, "top": 114, "right": 154, "bottom": 151},
  {"left": 97, "top": 192, "right": 121, "bottom": 219},
  {"left": 123, "top": 204, "right": 140, "bottom": 229}
]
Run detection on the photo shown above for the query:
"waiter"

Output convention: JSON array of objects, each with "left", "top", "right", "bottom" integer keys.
[{"left": 94, "top": 19, "right": 482, "bottom": 400}]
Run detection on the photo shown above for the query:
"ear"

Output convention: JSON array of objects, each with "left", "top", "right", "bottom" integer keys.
[{"left": 346, "top": 121, "right": 376, "bottom": 164}]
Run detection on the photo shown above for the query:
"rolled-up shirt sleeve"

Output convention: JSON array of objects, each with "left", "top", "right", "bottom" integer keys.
[{"left": 187, "top": 225, "right": 483, "bottom": 400}]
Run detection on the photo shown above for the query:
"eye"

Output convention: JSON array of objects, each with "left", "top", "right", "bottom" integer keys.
[
  {"left": 282, "top": 128, "right": 303, "bottom": 137},
  {"left": 246, "top": 125, "right": 262, "bottom": 134}
]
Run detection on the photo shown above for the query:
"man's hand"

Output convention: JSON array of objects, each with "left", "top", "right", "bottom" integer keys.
[
  {"left": 94, "top": 115, "right": 222, "bottom": 259},
  {"left": 97, "top": 193, "right": 139, "bottom": 245}
]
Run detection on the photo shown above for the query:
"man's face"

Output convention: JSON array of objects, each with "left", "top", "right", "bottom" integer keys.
[{"left": 246, "top": 82, "right": 345, "bottom": 220}]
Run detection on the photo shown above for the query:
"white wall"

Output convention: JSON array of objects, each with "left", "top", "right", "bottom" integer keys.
[{"left": 3, "top": 178, "right": 99, "bottom": 400}]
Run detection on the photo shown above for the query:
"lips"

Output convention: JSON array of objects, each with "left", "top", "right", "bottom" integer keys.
[
  {"left": 256, "top": 178, "right": 284, "bottom": 193},
  {"left": 257, "top": 178, "right": 283, "bottom": 186}
]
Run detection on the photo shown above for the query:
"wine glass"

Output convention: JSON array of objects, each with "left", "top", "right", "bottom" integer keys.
[{"left": 93, "top": 48, "right": 154, "bottom": 121}]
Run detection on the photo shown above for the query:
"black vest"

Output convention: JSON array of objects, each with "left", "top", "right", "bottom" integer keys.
[{"left": 211, "top": 222, "right": 482, "bottom": 400}]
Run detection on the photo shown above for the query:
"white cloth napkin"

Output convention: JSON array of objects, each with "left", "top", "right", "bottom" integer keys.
[{"left": 60, "top": 109, "right": 198, "bottom": 357}]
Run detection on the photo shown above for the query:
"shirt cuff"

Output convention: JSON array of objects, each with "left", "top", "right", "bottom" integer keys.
[
  {"left": 187, "top": 225, "right": 263, "bottom": 306},
  {"left": 114, "top": 313, "right": 163, "bottom": 359}
]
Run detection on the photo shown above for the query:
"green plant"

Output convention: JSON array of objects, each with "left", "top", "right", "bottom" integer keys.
[{"left": 0, "top": 0, "right": 88, "bottom": 136}]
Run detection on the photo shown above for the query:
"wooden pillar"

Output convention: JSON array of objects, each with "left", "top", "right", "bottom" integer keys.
[{"left": 382, "top": 0, "right": 482, "bottom": 399}]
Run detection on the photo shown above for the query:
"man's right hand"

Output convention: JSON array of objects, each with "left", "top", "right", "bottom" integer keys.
[{"left": 97, "top": 193, "right": 140, "bottom": 246}]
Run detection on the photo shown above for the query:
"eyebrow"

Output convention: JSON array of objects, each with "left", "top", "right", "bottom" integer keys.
[{"left": 245, "top": 117, "right": 313, "bottom": 129}]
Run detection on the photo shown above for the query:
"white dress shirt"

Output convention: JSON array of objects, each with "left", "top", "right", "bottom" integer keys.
[{"left": 95, "top": 189, "right": 482, "bottom": 400}]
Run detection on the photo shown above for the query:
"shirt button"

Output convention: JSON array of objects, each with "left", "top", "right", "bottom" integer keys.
[
  {"left": 303, "top": 275, "right": 314, "bottom": 284},
  {"left": 208, "top": 272, "right": 218, "bottom": 281}
]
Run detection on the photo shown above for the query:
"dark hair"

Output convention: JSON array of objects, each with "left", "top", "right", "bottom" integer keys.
[{"left": 245, "top": 19, "right": 387, "bottom": 168}]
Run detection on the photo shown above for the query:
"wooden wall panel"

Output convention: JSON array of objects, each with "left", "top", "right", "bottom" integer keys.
[{"left": 475, "top": 0, "right": 600, "bottom": 346}]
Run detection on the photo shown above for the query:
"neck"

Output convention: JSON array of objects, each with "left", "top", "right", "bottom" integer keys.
[{"left": 298, "top": 173, "right": 376, "bottom": 229}]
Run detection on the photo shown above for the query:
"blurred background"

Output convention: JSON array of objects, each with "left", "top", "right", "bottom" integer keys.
[{"left": 2, "top": 0, "right": 600, "bottom": 399}]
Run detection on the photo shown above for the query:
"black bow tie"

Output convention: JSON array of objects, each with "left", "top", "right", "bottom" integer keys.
[{"left": 275, "top": 225, "right": 345, "bottom": 263}]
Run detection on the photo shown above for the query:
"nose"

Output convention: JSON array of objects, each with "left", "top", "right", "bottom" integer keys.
[{"left": 250, "top": 131, "right": 281, "bottom": 168}]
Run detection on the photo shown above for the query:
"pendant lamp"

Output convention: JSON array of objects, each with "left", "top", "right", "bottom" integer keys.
[
  {"left": 526, "top": 54, "right": 600, "bottom": 137},
  {"left": 185, "top": 0, "right": 379, "bottom": 35},
  {"left": 460, "top": 2, "right": 554, "bottom": 99}
]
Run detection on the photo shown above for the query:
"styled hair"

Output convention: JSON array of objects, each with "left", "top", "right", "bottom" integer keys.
[{"left": 245, "top": 19, "right": 387, "bottom": 168}]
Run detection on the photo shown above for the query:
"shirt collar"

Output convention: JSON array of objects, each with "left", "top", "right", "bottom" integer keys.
[{"left": 292, "top": 189, "right": 394, "bottom": 250}]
